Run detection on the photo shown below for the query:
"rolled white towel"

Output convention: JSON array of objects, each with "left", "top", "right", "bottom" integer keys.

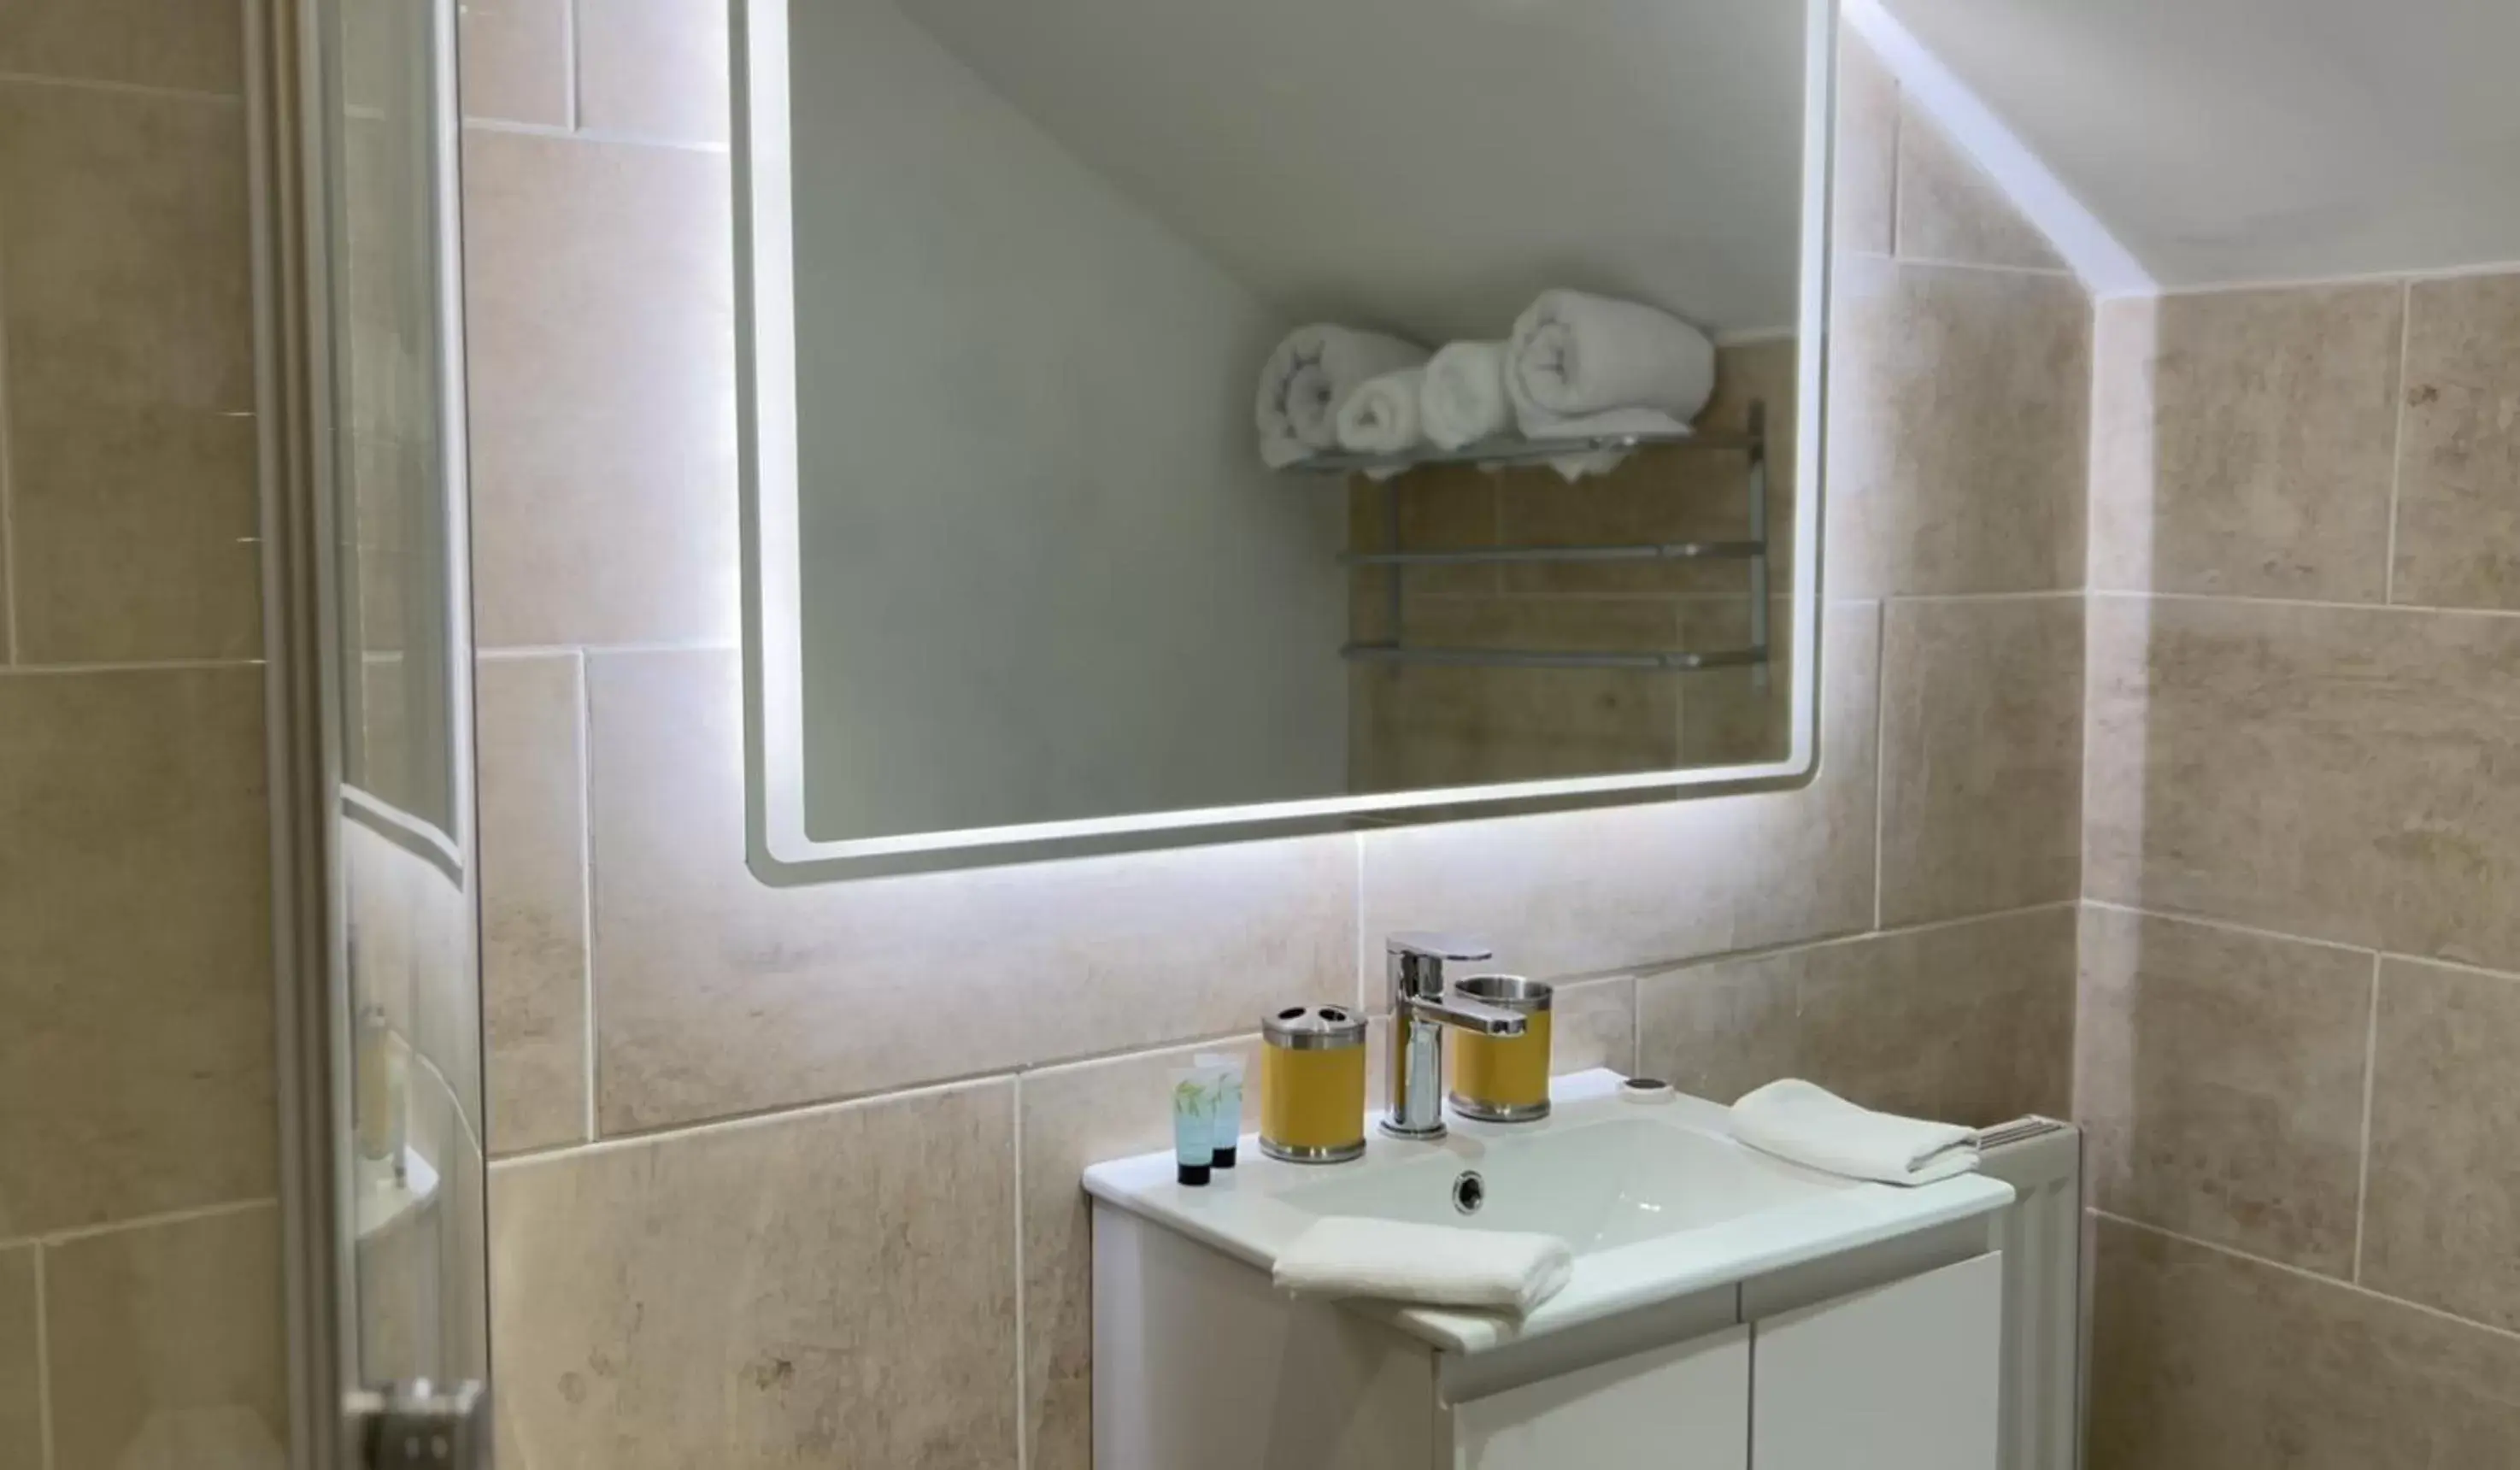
[
  {"left": 1506, "top": 289, "right": 1717, "bottom": 438},
  {"left": 1419, "top": 341, "right": 1513, "bottom": 451},
  {"left": 1336, "top": 367, "right": 1429, "bottom": 456},
  {"left": 1256, "top": 325, "right": 1427, "bottom": 469},
  {"left": 1729, "top": 1079, "right": 1981, "bottom": 1186},
  {"left": 1273, "top": 1216, "right": 1574, "bottom": 1315}
]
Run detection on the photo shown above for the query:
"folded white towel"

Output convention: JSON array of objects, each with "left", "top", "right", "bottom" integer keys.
[
  {"left": 1506, "top": 288, "right": 1717, "bottom": 427},
  {"left": 1336, "top": 367, "right": 1429, "bottom": 456},
  {"left": 1273, "top": 1216, "right": 1574, "bottom": 1315},
  {"left": 1419, "top": 341, "right": 1513, "bottom": 451},
  {"left": 1730, "top": 1080, "right": 1981, "bottom": 1186},
  {"left": 1256, "top": 326, "right": 1428, "bottom": 469}
]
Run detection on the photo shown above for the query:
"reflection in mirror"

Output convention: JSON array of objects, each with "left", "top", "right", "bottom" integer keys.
[{"left": 737, "top": 0, "right": 1826, "bottom": 876}]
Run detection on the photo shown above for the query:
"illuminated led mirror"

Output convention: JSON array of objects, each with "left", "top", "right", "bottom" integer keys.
[{"left": 734, "top": 0, "right": 1836, "bottom": 880}]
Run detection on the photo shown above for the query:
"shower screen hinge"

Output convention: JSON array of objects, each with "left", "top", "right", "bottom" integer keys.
[{"left": 352, "top": 1379, "right": 490, "bottom": 1470}]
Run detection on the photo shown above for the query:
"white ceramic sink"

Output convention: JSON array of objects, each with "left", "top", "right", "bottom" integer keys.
[
  {"left": 1083, "top": 1070, "right": 2013, "bottom": 1351},
  {"left": 1278, "top": 1113, "right": 1858, "bottom": 1252}
]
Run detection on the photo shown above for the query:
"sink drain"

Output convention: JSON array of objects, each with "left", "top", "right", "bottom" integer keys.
[{"left": 1452, "top": 1170, "right": 1485, "bottom": 1215}]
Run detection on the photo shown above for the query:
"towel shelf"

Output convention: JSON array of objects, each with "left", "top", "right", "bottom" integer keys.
[
  {"left": 1296, "top": 426, "right": 1753, "bottom": 478},
  {"left": 1346, "top": 402, "right": 1773, "bottom": 679},
  {"left": 1342, "top": 538, "right": 1764, "bottom": 568},
  {"left": 1342, "top": 643, "right": 1769, "bottom": 673}
]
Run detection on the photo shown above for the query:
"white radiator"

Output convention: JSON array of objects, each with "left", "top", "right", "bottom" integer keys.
[{"left": 1977, "top": 1116, "right": 2083, "bottom": 1470}]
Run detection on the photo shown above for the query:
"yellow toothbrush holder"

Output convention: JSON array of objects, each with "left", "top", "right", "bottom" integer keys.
[
  {"left": 1260, "top": 1004, "right": 1368, "bottom": 1163},
  {"left": 1448, "top": 975, "right": 1554, "bottom": 1122}
]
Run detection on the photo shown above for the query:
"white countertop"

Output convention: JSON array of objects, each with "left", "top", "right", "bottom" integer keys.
[{"left": 1084, "top": 1070, "right": 2015, "bottom": 1353}]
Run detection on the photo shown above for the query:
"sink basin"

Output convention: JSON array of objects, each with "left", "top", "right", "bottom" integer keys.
[
  {"left": 1279, "top": 1115, "right": 1858, "bottom": 1253},
  {"left": 1083, "top": 1070, "right": 2013, "bottom": 1351}
]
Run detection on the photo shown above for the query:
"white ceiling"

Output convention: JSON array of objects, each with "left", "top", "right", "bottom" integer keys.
[
  {"left": 1885, "top": 0, "right": 2520, "bottom": 290},
  {"left": 896, "top": 0, "right": 1808, "bottom": 343}
]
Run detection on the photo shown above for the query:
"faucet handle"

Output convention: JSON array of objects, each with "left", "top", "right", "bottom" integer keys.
[{"left": 1386, "top": 931, "right": 1493, "bottom": 962}]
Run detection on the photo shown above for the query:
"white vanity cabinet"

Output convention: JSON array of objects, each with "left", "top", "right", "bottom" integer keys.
[
  {"left": 1093, "top": 1202, "right": 2006, "bottom": 1470},
  {"left": 1451, "top": 1327, "right": 1750, "bottom": 1470},
  {"left": 1749, "top": 1253, "right": 2003, "bottom": 1470}
]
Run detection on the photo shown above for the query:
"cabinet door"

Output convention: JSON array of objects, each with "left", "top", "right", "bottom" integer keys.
[
  {"left": 1452, "top": 1326, "right": 1749, "bottom": 1470},
  {"left": 1751, "top": 1251, "right": 2002, "bottom": 1470}
]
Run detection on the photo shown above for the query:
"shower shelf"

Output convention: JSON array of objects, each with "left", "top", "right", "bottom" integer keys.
[
  {"left": 1341, "top": 402, "right": 1772, "bottom": 677},
  {"left": 1293, "top": 425, "right": 1754, "bottom": 478}
]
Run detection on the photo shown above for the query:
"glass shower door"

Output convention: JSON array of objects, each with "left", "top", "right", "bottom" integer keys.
[{"left": 317, "top": 0, "right": 491, "bottom": 1458}]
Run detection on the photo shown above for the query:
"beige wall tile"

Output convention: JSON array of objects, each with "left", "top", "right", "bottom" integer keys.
[
  {"left": 1636, "top": 905, "right": 2074, "bottom": 1126},
  {"left": 578, "top": 0, "right": 732, "bottom": 145},
  {"left": 2089, "top": 285, "right": 2403, "bottom": 602},
  {"left": 462, "top": 130, "right": 739, "bottom": 649},
  {"left": 0, "top": 84, "right": 261, "bottom": 663},
  {"left": 2363, "top": 957, "right": 2520, "bottom": 1332},
  {"left": 0, "top": 1245, "right": 36, "bottom": 1469},
  {"left": 0, "top": 667, "right": 273, "bottom": 1236},
  {"left": 476, "top": 655, "right": 590, "bottom": 1155},
  {"left": 2076, "top": 907, "right": 2371, "bottom": 1274},
  {"left": 1825, "top": 256, "right": 2088, "bottom": 597},
  {"left": 1551, "top": 976, "right": 1637, "bottom": 1076},
  {"left": 1831, "top": 27, "right": 1898, "bottom": 258},
  {"left": 1879, "top": 596, "right": 2082, "bottom": 925},
  {"left": 457, "top": 0, "right": 571, "bottom": 127},
  {"left": 0, "top": 0, "right": 241, "bottom": 94},
  {"left": 492, "top": 1083, "right": 1017, "bottom": 1469},
  {"left": 1020, "top": 1041, "right": 1262, "bottom": 1470},
  {"left": 1359, "top": 603, "right": 1880, "bottom": 979},
  {"left": 2087, "top": 1216, "right": 2520, "bottom": 1470},
  {"left": 586, "top": 649, "right": 1355, "bottom": 1132},
  {"left": 2392, "top": 272, "right": 2520, "bottom": 609},
  {"left": 2085, "top": 595, "right": 2520, "bottom": 970},
  {"left": 47, "top": 1206, "right": 287, "bottom": 1470},
  {"left": 1892, "top": 103, "right": 2064, "bottom": 272}
]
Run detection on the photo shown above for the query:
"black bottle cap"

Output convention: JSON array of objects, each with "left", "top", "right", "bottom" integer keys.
[
  {"left": 1213, "top": 1144, "right": 1238, "bottom": 1169},
  {"left": 1178, "top": 1161, "right": 1212, "bottom": 1187}
]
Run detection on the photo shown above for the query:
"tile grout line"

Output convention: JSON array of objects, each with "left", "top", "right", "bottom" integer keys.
[
  {"left": 2382, "top": 278, "right": 2412, "bottom": 605},
  {"left": 1884, "top": 69, "right": 1903, "bottom": 259},
  {"left": 492, "top": 1071, "right": 1026, "bottom": 1168},
  {"left": 462, "top": 116, "right": 727, "bottom": 156},
  {"left": 2091, "top": 585, "right": 2520, "bottom": 621},
  {"left": 0, "top": 211, "right": 17, "bottom": 667},
  {"left": 1352, "top": 833, "right": 1367, "bottom": 1012},
  {"left": 2077, "top": 897, "right": 2380, "bottom": 958},
  {"left": 2094, "top": 1209, "right": 2520, "bottom": 1346},
  {"left": 0, "top": 70, "right": 244, "bottom": 105},
  {"left": 0, "top": 656, "right": 267, "bottom": 677},
  {"left": 32, "top": 1244, "right": 53, "bottom": 1470},
  {"left": 1870, "top": 599, "right": 1890, "bottom": 931},
  {"left": 479, "top": 638, "right": 736, "bottom": 660},
  {"left": 563, "top": 0, "right": 584, "bottom": 132},
  {"left": 2351, "top": 953, "right": 2382, "bottom": 1285},
  {"left": 6, "top": 1195, "right": 276, "bottom": 1251},
  {"left": 1010, "top": 1079, "right": 1029, "bottom": 1470},
  {"left": 1637, "top": 898, "right": 2082, "bottom": 988},
  {"left": 575, "top": 648, "right": 599, "bottom": 1143}
]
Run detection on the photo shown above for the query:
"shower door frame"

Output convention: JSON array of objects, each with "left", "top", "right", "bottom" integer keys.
[{"left": 250, "top": 0, "right": 491, "bottom": 1465}]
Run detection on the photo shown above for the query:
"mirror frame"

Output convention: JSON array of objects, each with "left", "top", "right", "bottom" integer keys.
[{"left": 730, "top": 0, "right": 1839, "bottom": 883}]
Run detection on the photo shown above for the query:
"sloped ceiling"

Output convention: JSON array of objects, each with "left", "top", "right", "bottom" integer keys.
[
  {"left": 1886, "top": 0, "right": 2520, "bottom": 289},
  {"left": 895, "top": 0, "right": 1807, "bottom": 343}
]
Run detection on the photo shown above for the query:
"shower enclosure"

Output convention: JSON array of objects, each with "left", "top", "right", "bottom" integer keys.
[{"left": 257, "top": 0, "right": 494, "bottom": 1462}]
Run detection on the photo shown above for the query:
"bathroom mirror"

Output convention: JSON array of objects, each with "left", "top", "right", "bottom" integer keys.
[{"left": 734, "top": 0, "right": 1833, "bottom": 880}]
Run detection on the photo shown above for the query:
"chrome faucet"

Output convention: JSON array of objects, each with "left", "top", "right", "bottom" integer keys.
[{"left": 1380, "top": 932, "right": 1526, "bottom": 1141}]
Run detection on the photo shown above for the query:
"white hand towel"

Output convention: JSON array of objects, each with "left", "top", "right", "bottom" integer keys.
[
  {"left": 1506, "top": 289, "right": 1717, "bottom": 431},
  {"left": 1273, "top": 1216, "right": 1574, "bottom": 1315},
  {"left": 1419, "top": 341, "right": 1513, "bottom": 450},
  {"left": 1256, "top": 325, "right": 1428, "bottom": 469},
  {"left": 1336, "top": 367, "right": 1430, "bottom": 456},
  {"left": 1730, "top": 1079, "right": 1981, "bottom": 1186}
]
